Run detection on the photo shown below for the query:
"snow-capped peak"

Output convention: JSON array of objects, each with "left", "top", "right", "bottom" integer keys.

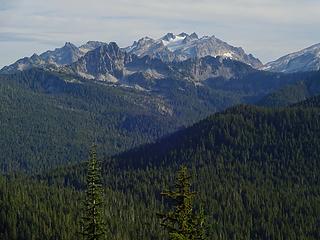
[
  {"left": 123, "top": 32, "right": 262, "bottom": 68},
  {"left": 161, "top": 34, "right": 186, "bottom": 51},
  {"left": 263, "top": 43, "right": 320, "bottom": 73},
  {"left": 177, "top": 32, "right": 189, "bottom": 38},
  {"left": 79, "top": 41, "right": 106, "bottom": 54}
]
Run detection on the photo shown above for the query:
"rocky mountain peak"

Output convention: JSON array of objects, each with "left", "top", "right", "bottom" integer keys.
[
  {"left": 63, "top": 42, "right": 77, "bottom": 48},
  {"left": 189, "top": 32, "right": 198, "bottom": 39},
  {"left": 161, "top": 33, "right": 176, "bottom": 41},
  {"left": 177, "top": 32, "right": 189, "bottom": 38},
  {"left": 124, "top": 32, "right": 262, "bottom": 68}
]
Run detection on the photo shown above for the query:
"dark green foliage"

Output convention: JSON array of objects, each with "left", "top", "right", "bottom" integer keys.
[
  {"left": 292, "top": 94, "right": 320, "bottom": 108},
  {"left": 1, "top": 69, "right": 320, "bottom": 239},
  {"left": 0, "top": 175, "right": 82, "bottom": 240},
  {"left": 158, "top": 166, "right": 205, "bottom": 240},
  {"left": 257, "top": 81, "right": 310, "bottom": 107},
  {"left": 257, "top": 71, "right": 320, "bottom": 107},
  {"left": 0, "top": 69, "right": 179, "bottom": 173},
  {"left": 81, "top": 146, "right": 106, "bottom": 240},
  {"left": 21, "top": 99, "right": 319, "bottom": 240},
  {"left": 0, "top": 174, "right": 164, "bottom": 240}
]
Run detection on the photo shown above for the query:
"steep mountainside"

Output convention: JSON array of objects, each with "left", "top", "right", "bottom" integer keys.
[
  {"left": 70, "top": 42, "right": 133, "bottom": 81},
  {"left": 39, "top": 42, "right": 83, "bottom": 65},
  {"left": 263, "top": 43, "right": 320, "bottom": 73}
]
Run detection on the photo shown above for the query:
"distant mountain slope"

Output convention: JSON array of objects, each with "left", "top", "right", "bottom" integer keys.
[
  {"left": 124, "top": 32, "right": 262, "bottom": 68},
  {"left": 257, "top": 71, "right": 320, "bottom": 107},
  {"left": 263, "top": 43, "right": 320, "bottom": 73},
  {"left": 292, "top": 94, "right": 320, "bottom": 108},
  {"left": 0, "top": 69, "right": 181, "bottom": 172},
  {"left": 0, "top": 41, "right": 106, "bottom": 74}
]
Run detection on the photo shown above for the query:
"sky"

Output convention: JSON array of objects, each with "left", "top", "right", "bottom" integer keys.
[{"left": 0, "top": 0, "right": 320, "bottom": 68}]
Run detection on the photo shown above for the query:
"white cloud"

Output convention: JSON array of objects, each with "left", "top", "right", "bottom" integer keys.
[{"left": 0, "top": 0, "right": 319, "bottom": 67}]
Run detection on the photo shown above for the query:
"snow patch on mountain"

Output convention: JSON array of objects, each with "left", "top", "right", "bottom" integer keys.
[
  {"left": 79, "top": 41, "right": 106, "bottom": 54},
  {"left": 223, "top": 52, "right": 233, "bottom": 59},
  {"left": 162, "top": 35, "right": 186, "bottom": 51}
]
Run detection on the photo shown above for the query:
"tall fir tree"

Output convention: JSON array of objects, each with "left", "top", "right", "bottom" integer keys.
[
  {"left": 81, "top": 145, "right": 106, "bottom": 240},
  {"left": 157, "top": 166, "right": 206, "bottom": 240}
]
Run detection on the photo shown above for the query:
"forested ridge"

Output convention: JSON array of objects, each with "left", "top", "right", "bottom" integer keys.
[
  {"left": 257, "top": 71, "right": 320, "bottom": 107},
  {"left": 1, "top": 96, "right": 320, "bottom": 239},
  {"left": 0, "top": 69, "right": 181, "bottom": 172},
  {"left": 1, "top": 68, "right": 319, "bottom": 173}
]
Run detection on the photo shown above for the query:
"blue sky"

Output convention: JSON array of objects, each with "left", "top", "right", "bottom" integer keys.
[{"left": 0, "top": 0, "right": 320, "bottom": 68}]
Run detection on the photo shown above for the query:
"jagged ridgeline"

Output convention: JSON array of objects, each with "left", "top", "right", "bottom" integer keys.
[{"left": 1, "top": 97, "right": 319, "bottom": 240}]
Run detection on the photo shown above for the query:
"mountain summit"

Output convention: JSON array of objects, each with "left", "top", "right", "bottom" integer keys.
[{"left": 124, "top": 32, "right": 262, "bottom": 68}]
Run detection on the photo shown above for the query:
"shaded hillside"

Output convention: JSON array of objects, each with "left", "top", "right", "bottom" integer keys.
[
  {"left": 293, "top": 94, "right": 320, "bottom": 107},
  {"left": 257, "top": 71, "right": 320, "bottom": 107}
]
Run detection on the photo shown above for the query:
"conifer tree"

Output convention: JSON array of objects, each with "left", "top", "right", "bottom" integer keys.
[
  {"left": 157, "top": 166, "right": 206, "bottom": 240},
  {"left": 81, "top": 145, "right": 106, "bottom": 240}
]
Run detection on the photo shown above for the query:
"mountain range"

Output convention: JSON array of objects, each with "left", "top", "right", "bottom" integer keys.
[
  {"left": 1, "top": 33, "right": 262, "bottom": 74},
  {"left": 1, "top": 32, "right": 320, "bottom": 76}
]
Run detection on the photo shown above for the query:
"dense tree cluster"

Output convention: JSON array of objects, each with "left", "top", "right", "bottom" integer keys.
[{"left": 1, "top": 96, "right": 320, "bottom": 239}]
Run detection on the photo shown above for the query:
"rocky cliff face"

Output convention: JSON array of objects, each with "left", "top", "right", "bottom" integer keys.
[
  {"left": 68, "top": 42, "right": 257, "bottom": 88},
  {"left": 40, "top": 42, "right": 83, "bottom": 66},
  {"left": 71, "top": 42, "right": 132, "bottom": 81}
]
